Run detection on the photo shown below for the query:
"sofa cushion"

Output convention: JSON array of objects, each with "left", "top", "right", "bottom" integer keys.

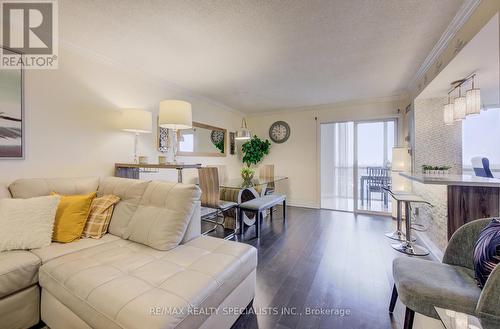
[
  {"left": 9, "top": 177, "right": 99, "bottom": 199},
  {"left": 123, "top": 181, "right": 201, "bottom": 250},
  {"left": 31, "top": 234, "right": 121, "bottom": 264},
  {"left": 0, "top": 250, "right": 40, "bottom": 298},
  {"left": 97, "top": 177, "right": 150, "bottom": 237},
  {"left": 393, "top": 257, "right": 481, "bottom": 319},
  {"left": 39, "top": 236, "right": 257, "bottom": 329}
]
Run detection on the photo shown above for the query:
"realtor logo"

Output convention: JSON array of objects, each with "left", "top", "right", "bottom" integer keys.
[{"left": 1, "top": 0, "right": 58, "bottom": 69}]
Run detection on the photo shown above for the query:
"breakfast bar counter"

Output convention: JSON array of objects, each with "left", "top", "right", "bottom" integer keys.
[{"left": 400, "top": 172, "right": 500, "bottom": 239}]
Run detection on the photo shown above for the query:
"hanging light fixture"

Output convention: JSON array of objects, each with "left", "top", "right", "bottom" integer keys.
[
  {"left": 443, "top": 73, "right": 481, "bottom": 124},
  {"left": 443, "top": 95, "right": 454, "bottom": 125},
  {"left": 466, "top": 75, "right": 481, "bottom": 116},
  {"left": 453, "top": 86, "right": 466, "bottom": 121},
  {"left": 235, "top": 118, "right": 251, "bottom": 140}
]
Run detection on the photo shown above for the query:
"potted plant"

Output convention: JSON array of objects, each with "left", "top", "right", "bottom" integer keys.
[
  {"left": 422, "top": 165, "right": 433, "bottom": 174},
  {"left": 241, "top": 135, "right": 271, "bottom": 181},
  {"left": 240, "top": 167, "right": 255, "bottom": 181},
  {"left": 437, "top": 166, "right": 451, "bottom": 175}
]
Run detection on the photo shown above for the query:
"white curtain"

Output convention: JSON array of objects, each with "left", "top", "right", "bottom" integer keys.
[{"left": 321, "top": 122, "right": 354, "bottom": 210}]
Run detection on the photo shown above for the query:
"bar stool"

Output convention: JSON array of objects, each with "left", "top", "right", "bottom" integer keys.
[
  {"left": 389, "top": 192, "right": 432, "bottom": 256},
  {"left": 383, "top": 188, "right": 415, "bottom": 242}
]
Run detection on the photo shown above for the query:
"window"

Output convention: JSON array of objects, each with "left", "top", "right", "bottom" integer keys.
[{"left": 462, "top": 107, "right": 500, "bottom": 171}]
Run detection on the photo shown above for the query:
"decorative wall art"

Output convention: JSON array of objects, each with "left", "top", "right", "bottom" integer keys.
[{"left": 0, "top": 48, "right": 23, "bottom": 159}]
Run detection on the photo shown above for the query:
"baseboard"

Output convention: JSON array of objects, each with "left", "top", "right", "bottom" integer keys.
[
  {"left": 287, "top": 200, "right": 319, "bottom": 209},
  {"left": 414, "top": 231, "right": 444, "bottom": 261}
]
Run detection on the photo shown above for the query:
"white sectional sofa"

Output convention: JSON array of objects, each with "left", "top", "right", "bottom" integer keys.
[{"left": 0, "top": 177, "right": 257, "bottom": 329}]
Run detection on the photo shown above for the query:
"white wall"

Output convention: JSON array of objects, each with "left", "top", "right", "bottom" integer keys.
[
  {"left": 247, "top": 97, "right": 405, "bottom": 208},
  {"left": 0, "top": 47, "right": 244, "bottom": 185}
]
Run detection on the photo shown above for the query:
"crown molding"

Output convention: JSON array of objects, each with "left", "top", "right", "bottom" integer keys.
[
  {"left": 407, "top": 0, "right": 481, "bottom": 90},
  {"left": 246, "top": 94, "right": 408, "bottom": 117}
]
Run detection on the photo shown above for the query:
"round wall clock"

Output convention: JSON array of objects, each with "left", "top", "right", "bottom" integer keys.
[
  {"left": 269, "top": 121, "right": 290, "bottom": 143},
  {"left": 210, "top": 130, "right": 225, "bottom": 144}
]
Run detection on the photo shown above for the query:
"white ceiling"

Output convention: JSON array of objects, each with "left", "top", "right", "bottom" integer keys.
[
  {"left": 60, "top": 0, "right": 465, "bottom": 113},
  {"left": 417, "top": 14, "right": 499, "bottom": 107}
]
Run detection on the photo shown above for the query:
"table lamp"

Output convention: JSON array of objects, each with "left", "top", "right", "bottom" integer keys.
[
  {"left": 121, "top": 109, "right": 152, "bottom": 163},
  {"left": 159, "top": 100, "right": 192, "bottom": 163},
  {"left": 391, "top": 147, "right": 411, "bottom": 219}
]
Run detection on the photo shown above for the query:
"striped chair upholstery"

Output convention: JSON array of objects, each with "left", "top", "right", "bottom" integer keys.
[{"left": 259, "top": 164, "right": 275, "bottom": 194}]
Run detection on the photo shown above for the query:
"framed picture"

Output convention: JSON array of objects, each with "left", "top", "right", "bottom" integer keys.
[
  {"left": 0, "top": 47, "right": 24, "bottom": 159},
  {"left": 157, "top": 116, "right": 169, "bottom": 153},
  {"left": 229, "top": 132, "right": 235, "bottom": 155}
]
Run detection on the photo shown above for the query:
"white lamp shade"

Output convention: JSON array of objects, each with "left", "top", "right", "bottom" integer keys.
[
  {"left": 235, "top": 129, "right": 251, "bottom": 140},
  {"left": 159, "top": 100, "right": 192, "bottom": 130},
  {"left": 466, "top": 89, "right": 481, "bottom": 116},
  {"left": 391, "top": 172, "right": 412, "bottom": 192},
  {"left": 121, "top": 109, "right": 152, "bottom": 133},
  {"left": 391, "top": 147, "right": 410, "bottom": 172},
  {"left": 235, "top": 118, "right": 251, "bottom": 140},
  {"left": 453, "top": 96, "right": 466, "bottom": 121},
  {"left": 443, "top": 103, "right": 455, "bottom": 125}
]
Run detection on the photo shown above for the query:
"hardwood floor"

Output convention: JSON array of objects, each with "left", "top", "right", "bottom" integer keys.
[{"left": 205, "top": 206, "right": 434, "bottom": 329}]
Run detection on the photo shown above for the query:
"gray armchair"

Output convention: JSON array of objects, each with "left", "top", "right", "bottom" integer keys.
[{"left": 389, "top": 218, "right": 500, "bottom": 329}]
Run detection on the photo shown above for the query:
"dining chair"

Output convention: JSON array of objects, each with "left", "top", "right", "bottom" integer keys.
[
  {"left": 259, "top": 164, "right": 275, "bottom": 195},
  {"left": 366, "top": 167, "right": 391, "bottom": 206},
  {"left": 471, "top": 156, "right": 494, "bottom": 178},
  {"left": 198, "top": 167, "right": 238, "bottom": 236}
]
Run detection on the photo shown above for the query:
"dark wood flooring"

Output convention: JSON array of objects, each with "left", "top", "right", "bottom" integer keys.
[{"left": 203, "top": 206, "right": 434, "bottom": 329}]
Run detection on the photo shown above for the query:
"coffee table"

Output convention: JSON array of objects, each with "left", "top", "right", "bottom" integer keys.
[{"left": 435, "top": 307, "right": 483, "bottom": 329}]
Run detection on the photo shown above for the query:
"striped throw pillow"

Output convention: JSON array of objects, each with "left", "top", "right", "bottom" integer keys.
[
  {"left": 474, "top": 218, "right": 500, "bottom": 288},
  {"left": 82, "top": 195, "right": 120, "bottom": 239}
]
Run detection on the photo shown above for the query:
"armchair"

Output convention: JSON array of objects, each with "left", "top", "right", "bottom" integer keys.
[{"left": 389, "top": 218, "right": 500, "bottom": 329}]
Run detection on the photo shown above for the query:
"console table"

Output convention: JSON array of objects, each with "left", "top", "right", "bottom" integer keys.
[{"left": 115, "top": 163, "right": 202, "bottom": 183}]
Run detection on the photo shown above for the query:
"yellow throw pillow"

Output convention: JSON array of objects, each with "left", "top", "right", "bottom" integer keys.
[{"left": 51, "top": 192, "right": 96, "bottom": 243}]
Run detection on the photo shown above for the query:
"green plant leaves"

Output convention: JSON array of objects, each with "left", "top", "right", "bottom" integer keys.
[{"left": 242, "top": 135, "right": 271, "bottom": 167}]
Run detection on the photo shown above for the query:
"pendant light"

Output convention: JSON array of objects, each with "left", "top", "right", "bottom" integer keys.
[
  {"left": 235, "top": 118, "right": 251, "bottom": 140},
  {"left": 466, "top": 76, "right": 481, "bottom": 116},
  {"left": 453, "top": 86, "right": 466, "bottom": 121},
  {"left": 442, "top": 74, "right": 482, "bottom": 124},
  {"left": 443, "top": 95, "right": 454, "bottom": 126}
]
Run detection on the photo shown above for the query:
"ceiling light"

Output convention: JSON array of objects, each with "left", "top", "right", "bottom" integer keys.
[
  {"left": 466, "top": 76, "right": 481, "bottom": 116},
  {"left": 235, "top": 118, "right": 251, "bottom": 140},
  {"left": 453, "top": 94, "right": 466, "bottom": 121},
  {"left": 443, "top": 73, "right": 481, "bottom": 124},
  {"left": 443, "top": 103, "right": 454, "bottom": 125}
]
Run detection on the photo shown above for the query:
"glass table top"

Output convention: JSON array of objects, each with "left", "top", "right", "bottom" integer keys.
[
  {"left": 435, "top": 307, "right": 484, "bottom": 329},
  {"left": 219, "top": 176, "right": 288, "bottom": 189}
]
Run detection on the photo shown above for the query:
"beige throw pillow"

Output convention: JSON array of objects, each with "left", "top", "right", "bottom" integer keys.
[
  {"left": 82, "top": 195, "right": 120, "bottom": 239},
  {"left": 0, "top": 196, "right": 60, "bottom": 252}
]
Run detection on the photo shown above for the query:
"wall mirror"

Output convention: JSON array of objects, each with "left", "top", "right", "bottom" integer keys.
[{"left": 177, "top": 122, "right": 227, "bottom": 157}]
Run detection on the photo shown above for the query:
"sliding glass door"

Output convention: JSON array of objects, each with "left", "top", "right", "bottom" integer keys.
[
  {"left": 320, "top": 119, "right": 396, "bottom": 215},
  {"left": 355, "top": 120, "right": 396, "bottom": 214}
]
